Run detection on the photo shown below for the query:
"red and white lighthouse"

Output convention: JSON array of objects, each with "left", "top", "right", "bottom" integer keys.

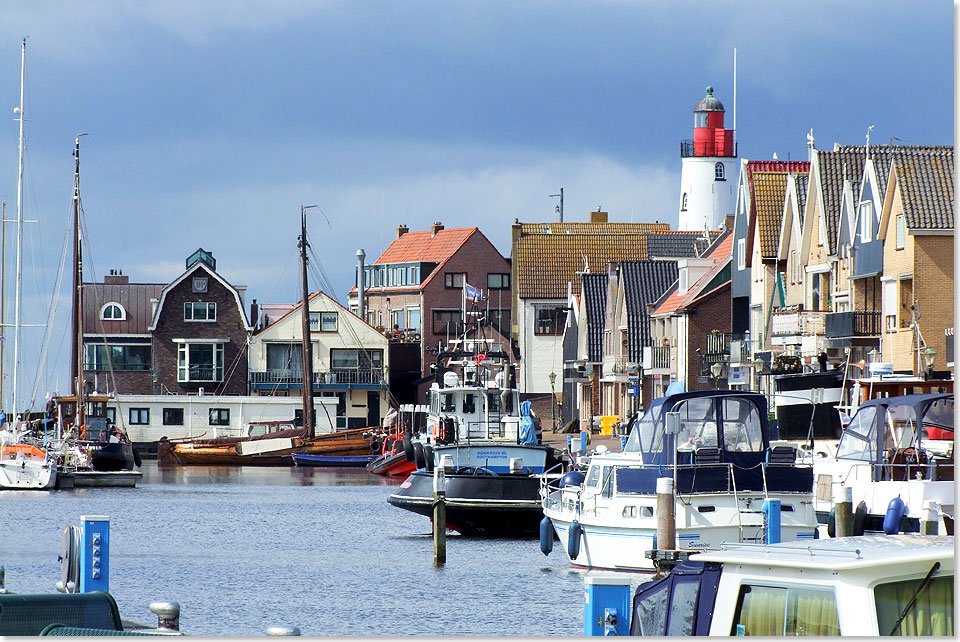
[{"left": 677, "top": 86, "right": 738, "bottom": 232}]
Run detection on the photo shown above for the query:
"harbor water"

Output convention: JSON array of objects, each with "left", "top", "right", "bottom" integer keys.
[{"left": 2, "top": 462, "right": 593, "bottom": 636}]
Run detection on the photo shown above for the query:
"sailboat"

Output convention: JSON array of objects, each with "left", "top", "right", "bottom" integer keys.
[
  {"left": 0, "top": 39, "right": 57, "bottom": 489},
  {"left": 159, "top": 205, "right": 376, "bottom": 466}
]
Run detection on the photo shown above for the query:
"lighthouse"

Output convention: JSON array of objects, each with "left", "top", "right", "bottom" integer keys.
[{"left": 677, "top": 86, "right": 738, "bottom": 232}]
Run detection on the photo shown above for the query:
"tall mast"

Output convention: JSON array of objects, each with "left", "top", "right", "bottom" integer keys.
[
  {"left": 71, "top": 135, "right": 84, "bottom": 426},
  {"left": 299, "top": 205, "right": 316, "bottom": 438},
  {"left": 12, "top": 38, "right": 25, "bottom": 421}
]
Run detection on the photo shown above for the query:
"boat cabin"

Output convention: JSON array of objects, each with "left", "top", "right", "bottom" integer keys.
[
  {"left": 629, "top": 535, "right": 954, "bottom": 636},
  {"left": 835, "top": 393, "right": 953, "bottom": 481}
]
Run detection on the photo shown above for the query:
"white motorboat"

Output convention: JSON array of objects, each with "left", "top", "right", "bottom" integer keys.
[
  {"left": 628, "top": 534, "right": 954, "bottom": 636},
  {"left": 811, "top": 392, "right": 954, "bottom": 536},
  {"left": 541, "top": 390, "right": 817, "bottom": 571},
  {"left": 0, "top": 428, "right": 57, "bottom": 490}
]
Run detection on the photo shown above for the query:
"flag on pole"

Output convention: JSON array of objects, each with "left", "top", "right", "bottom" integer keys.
[{"left": 464, "top": 282, "right": 483, "bottom": 302}]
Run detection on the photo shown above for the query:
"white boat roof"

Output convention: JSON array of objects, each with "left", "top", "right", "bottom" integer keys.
[{"left": 691, "top": 535, "right": 954, "bottom": 571}]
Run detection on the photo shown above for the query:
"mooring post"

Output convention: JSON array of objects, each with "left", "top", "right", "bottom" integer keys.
[
  {"left": 835, "top": 486, "right": 853, "bottom": 537},
  {"left": 656, "top": 477, "right": 676, "bottom": 551},
  {"left": 922, "top": 500, "right": 939, "bottom": 535},
  {"left": 433, "top": 465, "right": 446, "bottom": 566}
]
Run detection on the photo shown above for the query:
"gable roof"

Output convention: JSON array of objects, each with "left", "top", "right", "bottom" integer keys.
[
  {"left": 582, "top": 273, "right": 608, "bottom": 362},
  {"left": 652, "top": 230, "right": 733, "bottom": 316},
  {"left": 148, "top": 261, "right": 251, "bottom": 332},
  {"left": 744, "top": 160, "right": 810, "bottom": 262},
  {"left": 255, "top": 288, "right": 381, "bottom": 336},
  {"left": 753, "top": 172, "right": 790, "bottom": 259},
  {"left": 879, "top": 146, "right": 954, "bottom": 233},
  {"left": 813, "top": 146, "right": 867, "bottom": 255},
  {"left": 515, "top": 232, "right": 658, "bottom": 299},
  {"left": 621, "top": 260, "right": 679, "bottom": 359}
]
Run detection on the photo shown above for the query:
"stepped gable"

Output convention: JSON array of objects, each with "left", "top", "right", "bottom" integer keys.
[
  {"left": 582, "top": 273, "right": 608, "bottom": 362},
  {"left": 514, "top": 221, "right": 668, "bottom": 299},
  {"left": 620, "top": 260, "right": 679, "bottom": 360}
]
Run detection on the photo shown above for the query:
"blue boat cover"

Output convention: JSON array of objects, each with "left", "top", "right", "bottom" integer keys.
[{"left": 519, "top": 400, "right": 537, "bottom": 445}]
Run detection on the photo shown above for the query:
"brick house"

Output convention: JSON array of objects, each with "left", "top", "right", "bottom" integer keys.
[
  {"left": 648, "top": 230, "right": 733, "bottom": 396},
  {"left": 347, "top": 222, "right": 512, "bottom": 401},
  {"left": 148, "top": 249, "right": 252, "bottom": 396},
  {"left": 876, "top": 147, "right": 954, "bottom": 374}
]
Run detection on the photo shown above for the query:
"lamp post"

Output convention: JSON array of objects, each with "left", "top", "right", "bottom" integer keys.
[
  {"left": 710, "top": 361, "right": 724, "bottom": 390},
  {"left": 753, "top": 357, "right": 765, "bottom": 395},
  {"left": 586, "top": 366, "right": 595, "bottom": 434},
  {"left": 548, "top": 371, "right": 557, "bottom": 433},
  {"left": 921, "top": 347, "right": 937, "bottom": 380}
]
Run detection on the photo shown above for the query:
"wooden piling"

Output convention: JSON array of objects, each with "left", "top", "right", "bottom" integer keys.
[
  {"left": 656, "top": 477, "right": 676, "bottom": 551},
  {"left": 433, "top": 467, "right": 446, "bottom": 566},
  {"left": 835, "top": 486, "right": 853, "bottom": 537}
]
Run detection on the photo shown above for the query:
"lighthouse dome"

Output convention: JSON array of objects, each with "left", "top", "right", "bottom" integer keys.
[{"left": 694, "top": 86, "right": 724, "bottom": 112}]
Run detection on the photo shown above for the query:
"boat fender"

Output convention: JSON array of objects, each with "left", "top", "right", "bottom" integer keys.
[
  {"left": 133, "top": 448, "right": 142, "bottom": 468},
  {"left": 567, "top": 520, "right": 581, "bottom": 559},
  {"left": 423, "top": 445, "right": 434, "bottom": 472},
  {"left": 403, "top": 433, "right": 414, "bottom": 462},
  {"left": 413, "top": 442, "right": 426, "bottom": 470},
  {"left": 559, "top": 470, "right": 585, "bottom": 488},
  {"left": 883, "top": 497, "right": 907, "bottom": 535},
  {"left": 853, "top": 501, "right": 867, "bottom": 536},
  {"left": 539, "top": 517, "right": 554, "bottom": 555},
  {"left": 826, "top": 508, "right": 836, "bottom": 538}
]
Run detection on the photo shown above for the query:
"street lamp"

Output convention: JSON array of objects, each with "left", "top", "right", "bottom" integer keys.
[
  {"left": 548, "top": 371, "right": 557, "bottom": 433},
  {"left": 710, "top": 361, "right": 724, "bottom": 389},
  {"left": 922, "top": 347, "right": 937, "bottom": 380},
  {"left": 753, "top": 357, "right": 765, "bottom": 394}
]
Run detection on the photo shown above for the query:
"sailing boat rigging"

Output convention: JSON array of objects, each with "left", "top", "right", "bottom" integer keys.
[{"left": 0, "top": 38, "right": 57, "bottom": 489}]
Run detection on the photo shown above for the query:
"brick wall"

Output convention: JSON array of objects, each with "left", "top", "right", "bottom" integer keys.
[
  {"left": 151, "top": 265, "right": 249, "bottom": 395},
  {"left": 686, "top": 284, "right": 732, "bottom": 390}
]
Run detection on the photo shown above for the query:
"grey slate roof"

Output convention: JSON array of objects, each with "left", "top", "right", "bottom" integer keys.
[
  {"left": 816, "top": 146, "right": 867, "bottom": 255},
  {"left": 894, "top": 146, "right": 954, "bottom": 229},
  {"left": 647, "top": 231, "right": 721, "bottom": 259},
  {"left": 621, "top": 260, "right": 679, "bottom": 361},
  {"left": 795, "top": 172, "right": 809, "bottom": 224},
  {"left": 582, "top": 273, "right": 608, "bottom": 362}
]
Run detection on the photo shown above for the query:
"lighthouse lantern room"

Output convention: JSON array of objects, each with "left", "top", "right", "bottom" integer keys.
[{"left": 678, "top": 86, "right": 738, "bottom": 232}]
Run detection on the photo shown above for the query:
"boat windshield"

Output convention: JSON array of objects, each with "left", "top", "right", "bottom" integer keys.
[
  {"left": 922, "top": 398, "right": 954, "bottom": 435},
  {"left": 720, "top": 398, "right": 764, "bottom": 452},
  {"left": 675, "top": 397, "right": 718, "bottom": 451},
  {"left": 836, "top": 405, "right": 878, "bottom": 460},
  {"left": 884, "top": 405, "right": 921, "bottom": 450},
  {"left": 623, "top": 403, "right": 663, "bottom": 453}
]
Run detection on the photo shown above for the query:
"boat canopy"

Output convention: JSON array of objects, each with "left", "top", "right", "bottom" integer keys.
[
  {"left": 836, "top": 393, "right": 953, "bottom": 467},
  {"left": 622, "top": 391, "right": 771, "bottom": 467}
]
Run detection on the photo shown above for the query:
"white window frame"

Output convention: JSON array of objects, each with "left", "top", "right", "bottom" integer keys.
[
  {"left": 184, "top": 301, "right": 217, "bottom": 322},
  {"left": 737, "top": 238, "right": 746, "bottom": 270},
  {"left": 177, "top": 342, "right": 225, "bottom": 382},
  {"left": 860, "top": 200, "right": 874, "bottom": 243},
  {"left": 896, "top": 214, "right": 906, "bottom": 249},
  {"left": 714, "top": 162, "right": 725, "bottom": 181},
  {"left": 100, "top": 302, "right": 126, "bottom": 321}
]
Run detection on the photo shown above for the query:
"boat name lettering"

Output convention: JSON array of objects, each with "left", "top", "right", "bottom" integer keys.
[{"left": 474, "top": 450, "right": 508, "bottom": 459}]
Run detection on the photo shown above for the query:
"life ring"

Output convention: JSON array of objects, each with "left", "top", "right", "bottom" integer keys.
[{"left": 475, "top": 353, "right": 487, "bottom": 365}]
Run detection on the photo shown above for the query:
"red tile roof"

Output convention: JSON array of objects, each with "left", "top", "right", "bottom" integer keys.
[{"left": 374, "top": 228, "right": 477, "bottom": 265}]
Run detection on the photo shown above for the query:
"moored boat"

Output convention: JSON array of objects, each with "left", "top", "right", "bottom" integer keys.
[
  {"left": 541, "top": 389, "right": 817, "bottom": 572},
  {"left": 0, "top": 428, "right": 57, "bottom": 489}
]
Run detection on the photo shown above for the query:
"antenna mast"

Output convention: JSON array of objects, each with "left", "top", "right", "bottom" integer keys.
[{"left": 12, "top": 38, "right": 25, "bottom": 420}]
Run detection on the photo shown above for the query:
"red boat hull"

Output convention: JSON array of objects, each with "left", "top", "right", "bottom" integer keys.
[{"left": 366, "top": 451, "right": 415, "bottom": 478}]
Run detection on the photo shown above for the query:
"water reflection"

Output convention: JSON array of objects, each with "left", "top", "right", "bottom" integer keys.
[{"left": 152, "top": 462, "right": 400, "bottom": 487}]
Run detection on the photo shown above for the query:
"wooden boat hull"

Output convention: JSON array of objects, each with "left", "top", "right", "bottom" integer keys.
[{"left": 158, "top": 427, "right": 375, "bottom": 466}]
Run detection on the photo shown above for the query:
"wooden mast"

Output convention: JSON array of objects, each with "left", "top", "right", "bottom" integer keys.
[
  {"left": 299, "top": 205, "right": 316, "bottom": 438},
  {"left": 71, "top": 135, "right": 85, "bottom": 427}
]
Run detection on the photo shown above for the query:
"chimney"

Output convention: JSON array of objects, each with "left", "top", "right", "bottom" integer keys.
[
  {"left": 431, "top": 221, "right": 444, "bottom": 236},
  {"left": 724, "top": 214, "right": 735, "bottom": 231},
  {"left": 397, "top": 224, "right": 409, "bottom": 238},
  {"left": 104, "top": 270, "right": 129, "bottom": 285},
  {"left": 590, "top": 210, "right": 608, "bottom": 224},
  {"left": 356, "top": 248, "right": 366, "bottom": 320},
  {"left": 250, "top": 299, "right": 259, "bottom": 329}
]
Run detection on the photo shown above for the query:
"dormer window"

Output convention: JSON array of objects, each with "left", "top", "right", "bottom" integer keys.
[
  {"left": 101, "top": 302, "right": 126, "bottom": 321},
  {"left": 714, "top": 163, "right": 725, "bottom": 181},
  {"left": 678, "top": 270, "right": 688, "bottom": 294}
]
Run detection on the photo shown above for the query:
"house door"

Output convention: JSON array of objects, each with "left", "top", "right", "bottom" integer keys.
[{"left": 367, "top": 391, "right": 380, "bottom": 427}]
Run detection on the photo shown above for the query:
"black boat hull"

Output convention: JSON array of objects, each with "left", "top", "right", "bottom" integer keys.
[
  {"left": 89, "top": 442, "right": 137, "bottom": 472},
  {"left": 387, "top": 469, "right": 543, "bottom": 536}
]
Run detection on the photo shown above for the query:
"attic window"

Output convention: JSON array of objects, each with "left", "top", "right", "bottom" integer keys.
[{"left": 101, "top": 302, "right": 126, "bottom": 321}]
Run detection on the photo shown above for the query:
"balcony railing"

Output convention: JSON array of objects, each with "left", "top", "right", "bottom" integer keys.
[
  {"left": 825, "top": 310, "right": 881, "bottom": 338},
  {"left": 705, "top": 332, "right": 732, "bottom": 357},
  {"left": 249, "top": 368, "right": 384, "bottom": 386},
  {"left": 646, "top": 345, "right": 671, "bottom": 370},
  {"left": 771, "top": 308, "right": 826, "bottom": 337},
  {"left": 680, "top": 139, "right": 737, "bottom": 158}
]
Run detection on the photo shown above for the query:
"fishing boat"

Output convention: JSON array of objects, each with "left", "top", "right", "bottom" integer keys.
[
  {"left": 812, "top": 392, "right": 954, "bottom": 536},
  {"left": 540, "top": 389, "right": 818, "bottom": 572},
  {"left": 627, "top": 535, "right": 954, "bottom": 636},
  {"left": 387, "top": 335, "right": 565, "bottom": 536},
  {"left": 366, "top": 404, "right": 427, "bottom": 477},
  {"left": 0, "top": 41, "right": 57, "bottom": 490}
]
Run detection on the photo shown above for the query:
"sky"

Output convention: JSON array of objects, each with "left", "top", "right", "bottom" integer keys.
[{"left": 0, "top": 1, "right": 953, "bottom": 405}]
